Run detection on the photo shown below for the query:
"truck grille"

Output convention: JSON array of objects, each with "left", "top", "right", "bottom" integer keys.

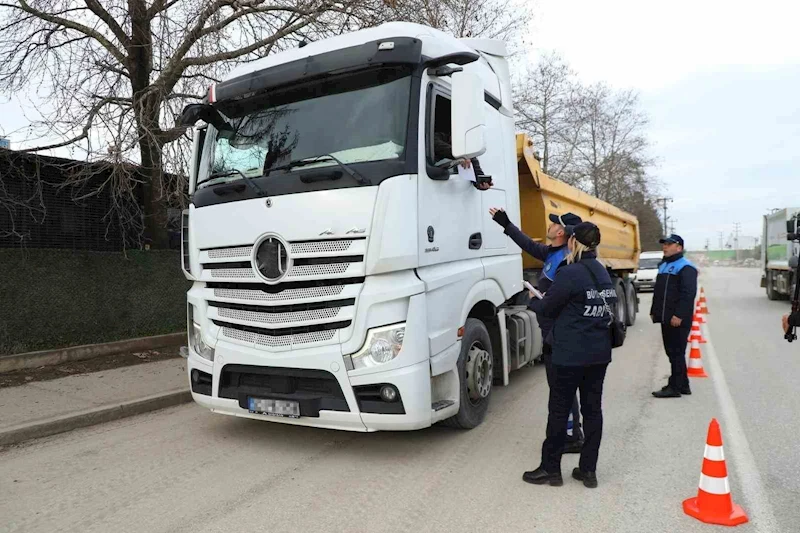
[
  {"left": 202, "top": 239, "right": 355, "bottom": 261},
  {"left": 220, "top": 325, "right": 337, "bottom": 347},
  {"left": 198, "top": 238, "right": 365, "bottom": 349},
  {"left": 207, "top": 246, "right": 253, "bottom": 259},
  {"left": 212, "top": 285, "right": 346, "bottom": 301}
]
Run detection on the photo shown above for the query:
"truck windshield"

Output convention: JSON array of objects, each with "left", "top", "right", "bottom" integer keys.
[
  {"left": 639, "top": 258, "right": 662, "bottom": 269},
  {"left": 198, "top": 67, "right": 412, "bottom": 190}
]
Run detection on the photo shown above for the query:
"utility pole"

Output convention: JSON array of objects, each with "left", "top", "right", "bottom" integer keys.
[
  {"left": 733, "top": 222, "right": 741, "bottom": 261},
  {"left": 655, "top": 197, "right": 673, "bottom": 235},
  {"left": 718, "top": 231, "right": 724, "bottom": 251}
]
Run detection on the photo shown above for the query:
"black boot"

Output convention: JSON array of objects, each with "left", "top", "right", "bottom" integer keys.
[
  {"left": 522, "top": 467, "right": 563, "bottom": 486},
  {"left": 680, "top": 386, "right": 692, "bottom": 395},
  {"left": 652, "top": 387, "right": 681, "bottom": 398},
  {"left": 572, "top": 468, "right": 598, "bottom": 488}
]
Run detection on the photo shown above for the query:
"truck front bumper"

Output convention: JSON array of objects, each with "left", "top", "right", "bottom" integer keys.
[{"left": 185, "top": 341, "right": 433, "bottom": 432}]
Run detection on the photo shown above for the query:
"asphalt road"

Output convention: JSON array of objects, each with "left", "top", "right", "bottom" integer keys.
[{"left": 0, "top": 267, "right": 795, "bottom": 532}]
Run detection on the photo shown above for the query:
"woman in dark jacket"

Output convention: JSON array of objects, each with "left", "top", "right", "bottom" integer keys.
[{"left": 523, "top": 222, "right": 617, "bottom": 489}]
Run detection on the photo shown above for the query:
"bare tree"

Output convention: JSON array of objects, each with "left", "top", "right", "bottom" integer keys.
[
  {"left": 0, "top": 0, "right": 390, "bottom": 249},
  {"left": 513, "top": 51, "right": 664, "bottom": 243},
  {"left": 568, "top": 84, "right": 654, "bottom": 204},
  {"left": 513, "top": 52, "right": 580, "bottom": 180}
]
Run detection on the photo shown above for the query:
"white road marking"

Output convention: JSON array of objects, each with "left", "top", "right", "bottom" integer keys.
[{"left": 701, "top": 321, "right": 779, "bottom": 531}]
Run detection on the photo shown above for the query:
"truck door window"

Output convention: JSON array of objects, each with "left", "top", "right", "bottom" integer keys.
[{"left": 430, "top": 93, "right": 453, "bottom": 168}]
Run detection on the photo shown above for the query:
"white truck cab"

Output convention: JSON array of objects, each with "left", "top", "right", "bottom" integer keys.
[{"left": 179, "top": 22, "right": 539, "bottom": 432}]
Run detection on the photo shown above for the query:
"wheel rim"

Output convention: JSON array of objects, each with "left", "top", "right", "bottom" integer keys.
[{"left": 466, "top": 342, "right": 493, "bottom": 404}]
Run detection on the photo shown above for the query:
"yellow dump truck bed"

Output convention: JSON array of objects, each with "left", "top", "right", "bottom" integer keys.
[{"left": 516, "top": 134, "right": 641, "bottom": 272}]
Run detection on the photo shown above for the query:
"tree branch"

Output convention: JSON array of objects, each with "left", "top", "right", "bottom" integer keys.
[
  {"left": 83, "top": 0, "right": 131, "bottom": 49},
  {"left": 147, "top": 0, "right": 182, "bottom": 18},
  {"left": 16, "top": 97, "right": 127, "bottom": 153},
  {"left": 181, "top": 16, "right": 317, "bottom": 68},
  {"left": 9, "top": 0, "right": 128, "bottom": 64}
]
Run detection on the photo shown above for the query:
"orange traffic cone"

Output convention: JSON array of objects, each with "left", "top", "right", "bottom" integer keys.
[
  {"left": 689, "top": 317, "right": 707, "bottom": 344},
  {"left": 698, "top": 288, "right": 710, "bottom": 314},
  {"left": 696, "top": 304, "right": 706, "bottom": 324},
  {"left": 689, "top": 319, "right": 701, "bottom": 342},
  {"left": 687, "top": 338, "right": 708, "bottom": 378},
  {"left": 683, "top": 419, "right": 749, "bottom": 526}
]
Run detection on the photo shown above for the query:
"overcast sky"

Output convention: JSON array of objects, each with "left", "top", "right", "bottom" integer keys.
[
  {"left": 1, "top": 2, "right": 798, "bottom": 251},
  {"left": 524, "top": 0, "right": 800, "bottom": 250}
]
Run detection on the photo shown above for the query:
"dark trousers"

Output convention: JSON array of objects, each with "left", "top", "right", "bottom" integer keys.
[
  {"left": 541, "top": 363, "right": 609, "bottom": 474},
  {"left": 542, "top": 343, "right": 583, "bottom": 442},
  {"left": 661, "top": 323, "right": 691, "bottom": 391}
]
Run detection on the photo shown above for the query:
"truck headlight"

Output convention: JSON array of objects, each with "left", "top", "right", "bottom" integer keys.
[
  {"left": 350, "top": 323, "right": 405, "bottom": 370},
  {"left": 188, "top": 304, "right": 215, "bottom": 361}
]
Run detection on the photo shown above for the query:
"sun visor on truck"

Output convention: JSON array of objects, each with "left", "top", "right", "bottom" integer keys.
[{"left": 213, "top": 37, "right": 424, "bottom": 103}]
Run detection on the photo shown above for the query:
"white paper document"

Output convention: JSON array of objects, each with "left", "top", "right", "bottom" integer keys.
[
  {"left": 523, "top": 280, "right": 544, "bottom": 299},
  {"left": 457, "top": 163, "right": 476, "bottom": 183}
]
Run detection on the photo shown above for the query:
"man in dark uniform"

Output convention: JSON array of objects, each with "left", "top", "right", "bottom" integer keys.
[
  {"left": 490, "top": 208, "right": 585, "bottom": 452},
  {"left": 650, "top": 234, "right": 698, "bottom": 398}
]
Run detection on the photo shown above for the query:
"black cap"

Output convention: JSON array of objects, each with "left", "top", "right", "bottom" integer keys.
[
  {"left": 571, "top": 222, "right": 601, "bottom": 247},
  {"left": 549, "top": 212, "right": 582, "bottom": 227},
  {"left": 659, "top": 234, "right": 684, "bottom": 247}
]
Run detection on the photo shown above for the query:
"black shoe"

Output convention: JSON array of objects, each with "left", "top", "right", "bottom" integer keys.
[
  {"left": 572, "top": 468, "right": 598, "bottom": 488},
  {"left": 652, "top": 388, "right": 681, "bottom": 398},
  {"left": 563, "top": 440, "right": 584, "bottom": 454},
  {"left": 680, "top": 387, "right": 692, "bottom": 395},
  {"left": 523, "top": 467, "right": 563, "bottom": 486}
]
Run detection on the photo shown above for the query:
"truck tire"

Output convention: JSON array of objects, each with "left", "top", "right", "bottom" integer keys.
[
  {"left": 624, "top": 279, "right": 637, "bottom": 326},
  {"left": 766, "top": 271, "right": 779, "bottom": 300},
  {"left": 442, "top": 318, "right": 493, "bottom": 429},
  {"left": 613, "top": 278, "right": 627, "bottom": 325}
]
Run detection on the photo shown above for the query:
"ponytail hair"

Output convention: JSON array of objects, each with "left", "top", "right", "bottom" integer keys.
[{"left": 566, "top": 236, "right": 593, "bottom": 265}]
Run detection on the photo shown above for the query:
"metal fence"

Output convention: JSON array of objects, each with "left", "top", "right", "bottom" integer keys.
[{"left": 0, "top": 150, "right": 181, "bottom": 251}]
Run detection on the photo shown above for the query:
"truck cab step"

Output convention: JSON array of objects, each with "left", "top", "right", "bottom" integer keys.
[{"left": 432, "top": 400, "right": 455, "bottom": 411}]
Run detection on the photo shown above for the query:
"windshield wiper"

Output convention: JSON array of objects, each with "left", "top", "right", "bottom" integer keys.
[
  {"left": 268, "top": 154, "right": 371, "bottom": 186},
  {"left": 196, "top": 169, "right": 266, "bottom": 196}
]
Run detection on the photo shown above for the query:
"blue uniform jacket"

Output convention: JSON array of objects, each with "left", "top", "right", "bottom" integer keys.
[
  {"left": 529, "top": 252, "right": 616, "bottom": 367},
  {"left": 649, "top": 253, "right": 698, "bottom": 324},
  {"left": 504, "top": 222, "right": 568, "bottom": 337}
]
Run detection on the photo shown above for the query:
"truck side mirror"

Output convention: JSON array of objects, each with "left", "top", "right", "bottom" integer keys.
[
  {"left": 179, "top": 103, "right": 232, "bottom": 136},
  {"left": 450, "top": 71, "right": 486, "bottom": 160}
]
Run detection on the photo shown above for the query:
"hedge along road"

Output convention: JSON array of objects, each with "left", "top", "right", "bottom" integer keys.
[{"left": 0, "top": 249, "right": 188, "bottom": 354}]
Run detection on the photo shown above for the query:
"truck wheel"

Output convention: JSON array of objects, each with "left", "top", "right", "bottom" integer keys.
[
  {"left": 624, "top": 279, "right": 637, "bottom": 326},
  {"left": 766, "top": 271, "right": 779, "bottom": 300},
  {"left": 443, "top": 318, "right": 493, "bottom": 429},
  {"left": 613, "top": 278, "right": 627, "bottom": 325}
]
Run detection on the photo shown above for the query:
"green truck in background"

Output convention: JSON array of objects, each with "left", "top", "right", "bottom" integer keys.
[{"left": 762, "top": 208, "right": 800, "bottom": 300}]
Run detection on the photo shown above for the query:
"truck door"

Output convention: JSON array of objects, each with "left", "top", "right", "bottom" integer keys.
[{"left": 418, "top": 85, "right": 484, "bottom": 267}]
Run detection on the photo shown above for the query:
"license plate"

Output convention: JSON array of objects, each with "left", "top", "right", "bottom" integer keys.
[{"left": 248, "top": 397, "right": 300, "bottom": 418}]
